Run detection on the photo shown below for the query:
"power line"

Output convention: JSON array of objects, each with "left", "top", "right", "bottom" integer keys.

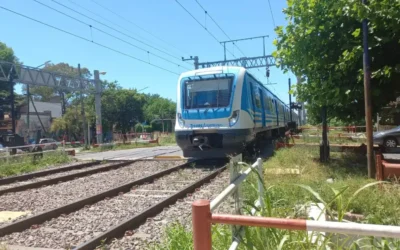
[
  {"left": 33, "top": 0, "right": 190, "bottom": 70},
  {"left": 90, "top": 0, "right": 191, "bottom": 57},
  {"left": 49, "top": 0, "right": 186, "bottom": 65},
  {"left": 267, "top": 0, "right": 276, "bottom": 28},
  {"left": 194, "top": 0, "right": 246, "bottom": 58},
  {"left": 0, "top": 6, "right": 180, "bottom": 75},
  {"left": 174, "top": 0, "right": 236, "bottom": 59},
  {"left": 66, "top": 0, "right": 188, "bottom": 65}
]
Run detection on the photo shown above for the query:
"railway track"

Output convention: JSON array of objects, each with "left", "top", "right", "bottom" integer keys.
[
  {"left": 0, "top": 161, "right": 101, "bottom": 185},
  {"left": 0, "top": 161, "right": 133, "bottom": 195},
  {"left": 0, "top": 160, "right": 185, "bottom": 227},
  {"left": 0, "top": 158, "right": 228, "bottom": 249}
]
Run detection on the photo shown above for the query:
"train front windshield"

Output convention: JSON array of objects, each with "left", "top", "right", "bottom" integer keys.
[{"left": 184, "top": 77, "right": 233, "bottom": 109}]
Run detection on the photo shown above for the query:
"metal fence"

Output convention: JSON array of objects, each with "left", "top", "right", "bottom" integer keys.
[
  {"left": 191, "top": 156, "right": 400, "bottom": 250},
  {"left": 204, "top": 155, "right": 264, "bottom": 250}
]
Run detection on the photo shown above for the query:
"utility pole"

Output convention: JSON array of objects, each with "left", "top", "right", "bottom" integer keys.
[
  {"left": 94, "top": 70, "right": 103, "bottom": 144},
  {"left": 9, "top": 76, "right": 15, "bottom": 133},
  {"left": 182, "top": 56, "right": 199, "bottom": 69},
  {"left": 26, "top": 84, "right": 30, "bottom": 138},
  {"left": 362, "top": 0, "right": 374, "bottom": 178},
  {"left": 289, "top": 78, "right": 293, "bottom": 122},
  {"left": 78, "top": 64, "right": 88, "bottom": 148},
  {"left": 320, "top": 106, "right": 330, "bottom": 162}
]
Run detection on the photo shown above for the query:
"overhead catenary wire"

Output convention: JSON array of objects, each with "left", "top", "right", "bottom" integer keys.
[
  {"left": 66, "top": 0, "right": 183, "bottom": 60},
  {"left": 267, "top": 0, "right": 277, "bottom": 28},
  {"left": 33, "top": 0, "right": 189, "bottom": 70},
  {"left": 174, "top": 0, "right": 236, "bottom": 59},
  {"left": 0, "top": 6, "right": 180, "bottom": 75},
  {"left": 194, "top": 0, "right": 246, "bottom": 58},
  {"left": 90, "top": 0, "right": 191, "bottom": 57},
  {"left": 49, "top": 0, "right": 188, "bottom": 66}
]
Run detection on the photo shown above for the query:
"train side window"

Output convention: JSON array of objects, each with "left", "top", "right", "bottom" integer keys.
[
  {"left": 263, "top": 94, "right": 269, "bottom": 112},
  {"left": 251, "top": 83, "right": 262, "bottom": 109}
]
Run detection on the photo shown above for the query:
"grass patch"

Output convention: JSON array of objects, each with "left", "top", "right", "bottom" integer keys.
[
  {"left": 85, "top": 142, "right": 159, "bottom": 152},
  {"left": 0, "top": 151, "right": 72, "bottom": 178},
  {"left": 159, "top": 133, "right": 176, "bottom": 146},
  {"left": 148, "top": 223, "right": 232, "bottom": 250},
  {"left": 295, "top": 134, "right": 366, "bottom": 145},
  {"left": 257, "top": 147, "right": 400, "bottom": 225},
  {"left": 151, "top": 146, "right": 400, "bottom": 249}
]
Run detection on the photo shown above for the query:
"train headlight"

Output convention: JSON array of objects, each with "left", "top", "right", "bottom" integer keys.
[
  {"left": 177, "top": 113, "right": 185, "bottom": 127},
  {"left": 229, "top": 110, "right": 240, "bottom": 127}
]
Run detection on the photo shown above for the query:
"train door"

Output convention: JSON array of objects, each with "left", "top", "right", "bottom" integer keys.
[
  {"left": 251, "top": 82, "right": 262, "bottom": 128},
  {"left": 274, "top": 100, "right": 279, "bottom": 126},
  {"left": 259, "top": 88, "right": 266, "bottom": 127},
  {"left": 249, "top": 80, "right": 256, "bottom": 126}
]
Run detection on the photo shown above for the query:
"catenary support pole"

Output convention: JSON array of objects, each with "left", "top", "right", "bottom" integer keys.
[
  {"left": 94, "top": 70, "right": 103, "bottom": 144},
  {"left": 78, "top": 64, "right": 88, "bottom": 148},
  {"left": 362, "top": 0, "right": 374, "bottom": 178},
  {"left": 9, "top": 77, "right": 15, "bottom": 133},
  {"left": 26, "top": 84, "right": 30, "bottom": 139}
]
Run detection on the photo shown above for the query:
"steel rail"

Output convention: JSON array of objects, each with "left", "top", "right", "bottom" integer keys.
[
  {"left": 0, "top": 161, "right": 100, "bottom": 185},
  {"left": 0, "top": 160, "right": 197, "bottom": 237},
  {"left": 74, "top": 162, "right": 227, "bottom": 250},
  {"left": 0, "top": 161, "right": 133, "bottom": 195}
]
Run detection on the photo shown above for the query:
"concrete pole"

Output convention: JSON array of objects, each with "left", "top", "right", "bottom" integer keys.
[
  {"left": 94, "top": 70, "right": 103, "bottom": 144},
  {"left": 9, "top": 77, "right": 15, "bottom": 133},
  {"left": 78, "top": 64, "right": 88, "bottom": 148},
  {"left": 194, "top": 56, "right": 199, "bottom": 70},
  {"left": 26, "top": 84, "right": 30, "bottom": 139}
]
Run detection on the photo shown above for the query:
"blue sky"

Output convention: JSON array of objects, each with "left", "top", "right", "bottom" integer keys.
[{"left": 1, "top": 0, "right": 295, "bottom": 104}]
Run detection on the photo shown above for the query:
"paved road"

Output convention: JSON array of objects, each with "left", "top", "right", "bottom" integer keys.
[{"left": 74, "top": 146, "right": 182, "bottom": 161}]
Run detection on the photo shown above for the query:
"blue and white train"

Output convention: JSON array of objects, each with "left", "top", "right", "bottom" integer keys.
[{"left": 175, "top": 66, "right": 297, "bottom": 158}]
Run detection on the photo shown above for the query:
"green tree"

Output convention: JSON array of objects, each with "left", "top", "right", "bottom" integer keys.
[
  {"left": 144, "top": 97, "right": 176, "bottom": 133},
  {"left": 25, "top": 63, "right": 91, "bottom": 113},
  {"left": 0, "top": 42, "right": 20, "bottom": 112},
  {"left": 274, "top": 0, "right": 400, "bottom": 124}
]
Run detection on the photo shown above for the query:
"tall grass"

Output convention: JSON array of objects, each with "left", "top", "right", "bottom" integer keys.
[
  {"left": 0, "top": 151, "right": 72, "bottom": 177},
  {"left": 159, "top": 133, "right": 176, "bottom": 146},
  {"left": 150, "top": 147, "right": 400, "bottom": 249},
  {"left": 148, "top": 223, "right": 232, "bottom": 250}
]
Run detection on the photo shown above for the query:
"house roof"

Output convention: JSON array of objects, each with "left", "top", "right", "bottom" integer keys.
[{"left": 20, "top": 101, "right": 62, "bottom": 118}]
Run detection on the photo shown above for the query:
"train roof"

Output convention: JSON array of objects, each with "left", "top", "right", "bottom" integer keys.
[{"left": 179, "top": 66, "right": 290, "bottom": 108}]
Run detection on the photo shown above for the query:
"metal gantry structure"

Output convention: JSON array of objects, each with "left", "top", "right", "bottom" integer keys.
[
  {"left": 0, "top": 61, "right": 95, "bottom": 92},
  {"left": 182, "top": 36, "right": 305, "bottom": 124},
  {"left": 0, "top": 60, "right": 104, "bottom": 145},
  {"left": 197, "top": 55, "right": 276, "bottom": 69}
]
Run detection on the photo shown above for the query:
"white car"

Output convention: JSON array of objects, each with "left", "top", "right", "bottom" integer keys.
[{"left": 38, "top": 138, "right": 58, "bottom": 151}]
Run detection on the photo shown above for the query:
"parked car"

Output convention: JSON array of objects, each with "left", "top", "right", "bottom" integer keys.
[
  {"left": 38, "top": 138, "right": 58, "bottom": 151},
  {"left": 373, "top": 126, "right": 400, "bottom": 148},
  {"left": 0, "top": 143, "right": 5, "bottom": 154}
]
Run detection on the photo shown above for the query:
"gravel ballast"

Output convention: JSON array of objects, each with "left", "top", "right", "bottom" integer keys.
[
  {"left": 0, "top": 162, "right": 109, "bottom": 191},
  {"left": 108, "top": 170, "right": 234, "bottom": 249},
  {"left": 0, "top": 160, "right": 86, "bottom": 181},
  {"left": 0, "top": 160, "right": 185, "bottom": 226},
  {"left": 0, "top": 167, "right": 211, "bottom": 248}
]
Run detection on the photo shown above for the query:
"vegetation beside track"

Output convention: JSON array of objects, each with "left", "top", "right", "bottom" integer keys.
[
  {"left": 83, "top": 142, "right": 159, "bottom": 153},
  {"left": 0, "top": 151, "right": 72, "bottom": 178},
  {"left": 151, "top": 147, "right": 400, "bottom": 249},
  {"left": 158, "top": 133, "right": 176, "bottom": 146},
  {"left": 82, "top": 134, "right": 176, "bottom": 153}
]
